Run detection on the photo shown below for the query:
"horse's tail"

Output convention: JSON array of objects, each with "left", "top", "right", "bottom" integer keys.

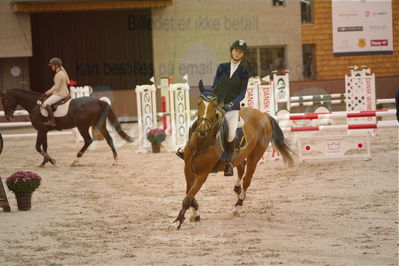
[
  {"left": 268, "top": 115, "right": 294, "bottom": 167},
  {"left": 98, "top": 101, "right": 134, "bottom": 143}
]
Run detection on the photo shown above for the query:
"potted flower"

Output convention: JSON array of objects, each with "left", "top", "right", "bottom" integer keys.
[
  {"left": 6, "top": 171, "right": 41, "bottom": 211},
  {"left": 146, "top": 128, "right": 166, "bottom": 153}
]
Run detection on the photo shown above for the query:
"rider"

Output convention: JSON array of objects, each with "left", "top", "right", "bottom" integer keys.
[
  {"left": 43, "top": 57, "right": 70, "bottom": 126},
  {"left": 176, "top": 40, "right": 250, "bottom": 176}
]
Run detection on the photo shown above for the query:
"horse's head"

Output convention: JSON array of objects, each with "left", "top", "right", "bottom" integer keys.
[
  {"left": 1, "top": 90, "right": 17, "bottom": 121},
  {"left": 196, "top": 80, "right": 223, "bottom": 136}
]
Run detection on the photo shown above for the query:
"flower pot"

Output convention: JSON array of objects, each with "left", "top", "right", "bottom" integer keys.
[
  {"left": 15, "top": 193, "right": 32, "bottom": 211},
  {"left": 151, "top": 143, "right": 161, "bottom": 153}
]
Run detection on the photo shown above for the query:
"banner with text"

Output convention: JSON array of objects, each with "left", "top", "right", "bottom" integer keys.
[{"left": 332, "top": 0, "right": 393, "bottom": 56}]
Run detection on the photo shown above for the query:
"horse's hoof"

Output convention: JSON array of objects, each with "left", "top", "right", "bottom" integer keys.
[
  {"left": 170, "top": 221, "right": 182, "bottom": 230},
  {"left": 112, "top": 160, "right": 118, "bottom": 166},
  {"left": 171, "top": 217, "right": 185, "bottom": 229},
  {"left": 71, "top": 160, "right": 80, "bottom": 167},
  {"left": 233, "top": 210, "right": 240, "bottom": 217},
  {"left": 50, "top": 159, "right": 56, "bottom": 166},
  {"left": 189, "top": 215, "right": 201, "bottom": 222},
  {"left": 39, "top": 164, "right": 45, "bottom": 168}
]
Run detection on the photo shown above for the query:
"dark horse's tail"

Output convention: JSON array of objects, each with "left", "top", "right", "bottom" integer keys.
[
  {"left": 98, "top": 101, "right": 134, "bottom": 142},
  {"left": 268, "top": 115, "right": 294, "bottom": 167}
]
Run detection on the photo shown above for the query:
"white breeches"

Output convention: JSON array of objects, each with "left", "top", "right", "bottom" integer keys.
[
  {"left": 225, "top": 110, "right": 239, "bottom": 142},
  {"left": 43, "top": 95, "right": 64, "bottom": 106}
]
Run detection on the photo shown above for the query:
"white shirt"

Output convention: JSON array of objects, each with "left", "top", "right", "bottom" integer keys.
[{"left": 230, "top": 61, "right": 240, "bottom": 78}]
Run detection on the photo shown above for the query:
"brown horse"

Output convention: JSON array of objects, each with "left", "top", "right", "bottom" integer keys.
[{"left": 172, "top": 89, "right": 294, "bottom": 229}]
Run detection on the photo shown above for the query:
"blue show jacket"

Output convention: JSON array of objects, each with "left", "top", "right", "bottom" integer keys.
[{"left": 209, "top": 62, "right": 249, "bottom": 110}]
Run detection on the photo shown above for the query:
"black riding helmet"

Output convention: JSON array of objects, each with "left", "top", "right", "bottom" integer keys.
[
  {"left": 48, "top": 57, "right": 62, "bottom": 67},
  {"left": 230, "top": 40, "right": 248, "bottom": 56}
]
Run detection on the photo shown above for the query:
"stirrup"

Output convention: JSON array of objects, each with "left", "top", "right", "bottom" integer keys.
[
  {"left": 176, "top": 148, "right": 184, "bottom": 160},
  {"left": 224, "top": 162, "right": 234, "bottom": 176}
]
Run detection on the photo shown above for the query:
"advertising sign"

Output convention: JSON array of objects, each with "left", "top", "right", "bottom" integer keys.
[{"left": 332, "top": 0, "right": 393, "bottom": 56}]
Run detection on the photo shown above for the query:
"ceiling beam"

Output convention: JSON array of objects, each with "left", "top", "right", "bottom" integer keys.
[{"left": 12, "top": 0, "right": 172, "bottom": 12}]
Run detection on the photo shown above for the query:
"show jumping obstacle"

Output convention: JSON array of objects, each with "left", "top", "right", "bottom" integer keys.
[
  {"left": 243, "top": 66, "right": 398, "bottom": 162},
  {"left": 243, "top": 66, "right": 395, "bottom": 116},
  {"left": 135, "top": 76, "right": 192, "bottom": 152},
  {"left": 70, "top": 86, "right": 91, "bottom": 142}
]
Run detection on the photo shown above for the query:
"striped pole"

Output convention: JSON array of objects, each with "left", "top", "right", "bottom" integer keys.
[
  {"left": 281, "top": 120, "right": 398, "bottom": 132},
  {"left": 276, "top": 109, "right": 396, "bottom": 121},
  {"left": 376, "top": 98, "right": 395, "bottom": 105},
  {"left": 289, "top": 99, "right": 345, "bottom": 108},
  {"left": 0, "top": 122, "right": 32, "bottom": 128},
  {"left": 2, "top": 131, "right": 73, "bottom": 139},
  {"left": 289, "top": 93, "right": 345, "bottom": 102},
  {"left": 0, "top": 110, "right": 29, "bottom": 117}
]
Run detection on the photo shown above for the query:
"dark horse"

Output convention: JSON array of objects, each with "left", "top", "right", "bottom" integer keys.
[
  {"left": 172, "top": 86, "right": 294, "bottom": 229},
  {"left": 1, "top": 88, "right": 134, "bottom": 166}
]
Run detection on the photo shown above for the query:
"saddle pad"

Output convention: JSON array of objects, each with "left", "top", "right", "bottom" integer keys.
[
  {"left": 40, "top": 98, "right": 72, "bottom": 118},
  {"left": 218, "top": 126, "right": 247, "bottom": 152}
]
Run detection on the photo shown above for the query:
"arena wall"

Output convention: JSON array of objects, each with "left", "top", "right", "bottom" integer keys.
[
  {"left": 152, "top": 0, "right": 303, "bottom": 86},
  {"left": 0, "top": 2, "right": 31, "bottom": 94}
]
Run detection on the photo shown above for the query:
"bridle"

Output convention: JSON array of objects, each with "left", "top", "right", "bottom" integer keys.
[{"left": 195, "top": 93, "right": 224, "bottom": 136}]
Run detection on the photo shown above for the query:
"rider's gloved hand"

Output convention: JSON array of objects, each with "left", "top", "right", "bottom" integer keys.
[{"left": 223, "top": 102, "right": 234, "bottom": 112}]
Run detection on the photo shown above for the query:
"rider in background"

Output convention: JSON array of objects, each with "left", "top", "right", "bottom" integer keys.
[
  {"left": 43, "top": 57, "right": 70, "bottom": 126},
  {"left": 210, "top": 40, "right": 250, "bottom": 176}
]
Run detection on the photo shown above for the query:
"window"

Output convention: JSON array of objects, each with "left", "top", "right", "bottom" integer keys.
[
  {"left": 301, "top": 0, "right": 313, "bottom": 24},
  {"left": 273, "top": 0, "right": 284, "bottom": 6},
  {"left": 303, "top": 44, "right": 316, "bottom": 80},
  {"left": 247, "top": 46, "right": 286, "bottom": 78}
]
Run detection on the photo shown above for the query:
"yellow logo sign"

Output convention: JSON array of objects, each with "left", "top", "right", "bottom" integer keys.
[{"left": 358, "top": 39, "right": 366, "bottom": 48}]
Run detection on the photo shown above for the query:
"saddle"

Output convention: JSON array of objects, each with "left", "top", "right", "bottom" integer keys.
[
  {"left": 49, "top": 95, "right": 72, "bottom": 112},
  {"left": 217, "top": 118, "right": 247, "bottom": 153},
  {"left": 39, "top": 95, "right": 72, "bottom": 118}
]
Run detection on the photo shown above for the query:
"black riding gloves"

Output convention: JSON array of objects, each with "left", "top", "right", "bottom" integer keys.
[{"left": 223, "top": 102, "right": 234, "bottom": 112}]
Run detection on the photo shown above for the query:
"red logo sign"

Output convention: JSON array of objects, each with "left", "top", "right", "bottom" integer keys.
[{"left": 370, "top": 39, "right": 388, "bottom": 46}]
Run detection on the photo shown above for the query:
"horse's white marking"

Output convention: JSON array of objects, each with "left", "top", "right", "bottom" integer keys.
[
  {"left": 191, "top": 207, "right": 200, "bottom": 218},
  {"left": 202, "top": 101, "right": 209, "bottom": 118},
  {"left": 71, "top": 159, "right": 80, "bottom": 167},
  {"left": 234, "top": 205, "right": 242, "bottom": 216},
  {"left": 235, "top": 177, "right": 242, "bottom": 187},
  {"left": 239, "top": 190, "right": 246, "bottom": 201}
]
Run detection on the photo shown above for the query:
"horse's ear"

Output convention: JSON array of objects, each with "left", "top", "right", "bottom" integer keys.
[{"left": 198, "top": 80, "right": 205, "bottom": 94}]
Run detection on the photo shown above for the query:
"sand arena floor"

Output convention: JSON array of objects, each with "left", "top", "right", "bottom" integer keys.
[{"left": 0, "top": 124, "right": 398, "bottom": 265}]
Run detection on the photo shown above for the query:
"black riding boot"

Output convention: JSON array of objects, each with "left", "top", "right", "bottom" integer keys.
[
  {"left": 43, "top": 105, "right": 56, "bottom": 126},
  {"left": 224, "top": 140, "right": 235, "bottom": 176},
  {"left": 176, "top": 147, "right": 184, "bottom": 160}
]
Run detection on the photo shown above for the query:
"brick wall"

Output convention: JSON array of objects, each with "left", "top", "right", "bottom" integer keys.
[{"left": 302, "top": 0, "right": 399, "bottom": 80}]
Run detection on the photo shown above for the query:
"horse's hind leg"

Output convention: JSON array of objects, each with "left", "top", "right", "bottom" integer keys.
[
  {"left": 234, "top": 148, "right": 265, "bottom": 216},
  {"left": 234, "top": 161, "right": 246, "bottom": 199},
  {"left": 98, "top": 125, "right": 118, "bottom": 165},
  {"left": 71, "top": 126, "right": 93, "bottom": 166}
]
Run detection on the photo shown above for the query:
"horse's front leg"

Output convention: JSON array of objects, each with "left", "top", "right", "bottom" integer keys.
[
  {"left": 181, "top": 163, "right": 202, "bottom": 223},
  {"left": 36, "top": 131, "right": 55, "bottom": 167},
  {"left": 173, "top": 170, "right": 209, "bottom": 229}
]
